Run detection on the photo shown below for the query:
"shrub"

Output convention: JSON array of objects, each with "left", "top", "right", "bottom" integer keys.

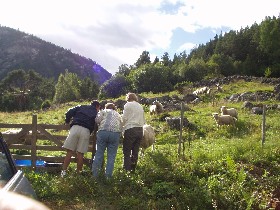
[{"left": 41, "top": 100, "right": 52, "bottom": 110}]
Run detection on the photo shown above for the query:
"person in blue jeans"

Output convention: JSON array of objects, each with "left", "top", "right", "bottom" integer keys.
[{"left": 92, "top": 103, "right": 122, "bottom": 178}]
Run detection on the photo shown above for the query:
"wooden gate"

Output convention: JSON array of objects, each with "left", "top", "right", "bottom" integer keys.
[{"left": 0, "top": 115, "right": 95, "bottom": 171}]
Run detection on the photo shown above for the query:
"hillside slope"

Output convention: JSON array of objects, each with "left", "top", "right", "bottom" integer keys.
[
  {"left": 0, "top": 26, "right": 111, "bottom": 84},
  {"left": 0, "top": 78, "right": 280, "bottom": 209}
]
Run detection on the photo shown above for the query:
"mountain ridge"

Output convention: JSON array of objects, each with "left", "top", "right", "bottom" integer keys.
[{"left": 0, "top": 26, "right": 111, "bottom": 84}]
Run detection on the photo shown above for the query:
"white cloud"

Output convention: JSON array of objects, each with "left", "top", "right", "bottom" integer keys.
[
  {"left": 1, "top": 0, "right": 279, "bottom": 74},
  {"left": 178, "top": 43, "right": 197, "bottom": 53}
]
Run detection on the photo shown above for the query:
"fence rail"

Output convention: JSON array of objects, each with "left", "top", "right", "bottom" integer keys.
[{"left": 0, "top": 114, "right": 95, "bottom": 171}]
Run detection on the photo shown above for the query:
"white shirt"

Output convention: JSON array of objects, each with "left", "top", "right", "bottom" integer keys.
[{"left": 122, "top": 101, "right": 145, "bottom": 131}]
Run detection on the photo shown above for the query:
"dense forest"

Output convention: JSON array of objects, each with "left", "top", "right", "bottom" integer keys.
[{"left": 0, "top": 15, "right": 279, "bottom": 111}]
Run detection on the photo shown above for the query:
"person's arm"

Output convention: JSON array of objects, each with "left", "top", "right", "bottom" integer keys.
[
  {"left": 95, "top": 110, "right": 104, "bottom": 125},
  {"left": 122, "top": 103, "right": 131, "bottom": 125},
  {"left": 116, "top": 111, "right": 123, "bottom": 131}
]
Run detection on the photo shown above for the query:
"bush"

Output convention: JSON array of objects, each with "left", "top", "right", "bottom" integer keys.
[{"left": 41, "top": 100, "right": 52, "bottom": 110}]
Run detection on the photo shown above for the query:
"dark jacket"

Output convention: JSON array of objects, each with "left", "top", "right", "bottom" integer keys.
[{"left": 65, "top": 104, "right": 98, "bottom": 133}]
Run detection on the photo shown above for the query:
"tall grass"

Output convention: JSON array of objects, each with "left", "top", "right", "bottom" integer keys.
[{"left": 1, "top": 80, "right": 280, "bottom": 209}]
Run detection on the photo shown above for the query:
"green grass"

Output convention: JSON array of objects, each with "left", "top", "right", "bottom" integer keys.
[{"left": 1, "top": 79, "right": 280, "bottom": 210}]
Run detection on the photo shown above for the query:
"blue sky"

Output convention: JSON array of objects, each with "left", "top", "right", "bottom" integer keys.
[{"left": 0, "top": 0, "right": 279, "bottom": 75}]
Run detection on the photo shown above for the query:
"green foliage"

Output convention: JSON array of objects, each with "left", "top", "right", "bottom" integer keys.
[
  {"left": 53, "top": 70, "right": 81, "bottom": 104},
  {"left": 0, "top": 92, "right": 18, "bottom": 112},
  {"left": 183, "top": 57, "right": 207, "bottom": 82},
  {"left": 135, "top": 50, "right": 151, "bottom": 68},
  {"left": 129, "top": 64, "right": 173, "bottom": 93},
  {"left": 98, "top": 74, "right": 130, "bottom": 99},
  {"left": 0, "top": 69, "right": 55, "bottom": 111},
  {"left": 259, "top": 16, "right": 280, "bottom": 63},
  {"left": 117, "top": 64, "right": 131, "bottom": 76},
  {"left": 264, "top": 67, "right": 272, "bottom": 77},
  {"left": 41, "top": 100, "right": 52, "bottom": 110},
  {"left": 79, "top": 77, "right": 99, "bottom": 100}
]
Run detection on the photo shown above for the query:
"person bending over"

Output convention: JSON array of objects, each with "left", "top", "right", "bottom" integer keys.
[
  {"left": 92, "top": 103, "right": 122, "bottom": 178},
  {"left": 61, "top": 100, "right": 100, "bottom": 177}
]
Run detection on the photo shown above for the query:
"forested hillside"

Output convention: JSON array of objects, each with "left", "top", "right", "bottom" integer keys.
[{"left": 0, "top": 26, "right": 111, "bottom": 84}]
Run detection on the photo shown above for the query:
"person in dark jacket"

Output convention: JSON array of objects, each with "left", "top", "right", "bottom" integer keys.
[{"left": 61, "top": 100, "right": 100, "bottom": 177}]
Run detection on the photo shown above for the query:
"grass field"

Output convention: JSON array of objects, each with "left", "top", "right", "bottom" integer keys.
[{"left": 1, "top": 79, "right": 280, "bottom": 210}]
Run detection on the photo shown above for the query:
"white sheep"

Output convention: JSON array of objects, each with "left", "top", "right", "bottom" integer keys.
[
  {"left": 193, "top": 86, "right": 209, "bottom": 95},
  {"left": 220, "top": 106, "right": 238, "bottom": 119},
  {"left": 190, "top": 97, "right": 201, "bottom": 104},
  {"left": 149, "top": 101, "right": 163, "bottom": 115},
  {"left": 140, "top": 124, "right": 155, "bottom": 154},
  {"left": 212, "top": 113, "right": 236, "bottom": 127},
  {"left": 206, "top": 88, "right": 212, "bottom": 95}
]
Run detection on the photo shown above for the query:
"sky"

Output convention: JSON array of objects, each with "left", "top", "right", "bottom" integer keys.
[{"left": 1, "top": 0, "right": 280, "bottom": 75}]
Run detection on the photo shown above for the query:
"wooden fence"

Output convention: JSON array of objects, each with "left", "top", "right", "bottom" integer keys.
[{"left": 0, "top": 114, "right": 95, "bottom": 172}]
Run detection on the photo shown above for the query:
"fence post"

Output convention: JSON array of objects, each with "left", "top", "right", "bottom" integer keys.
[
  {"left": 178, "top": 102, "right": 184, "bottom": 156},
  {"left": 262, "top": 105, "right": 266, "bottom": 146},
  {"left": 31, "top": 114, "right": 37, "bottom": 168}
]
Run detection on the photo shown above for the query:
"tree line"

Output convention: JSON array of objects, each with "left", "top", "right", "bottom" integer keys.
[
  {"left": 0, "top": 16, "right": 279, "bottom": 111},
  {"left": 0, "top": 69, "right": 98, "bottom": 111},
  {"left": 99, "top": 16, "right": 280, "bottom": 98}
]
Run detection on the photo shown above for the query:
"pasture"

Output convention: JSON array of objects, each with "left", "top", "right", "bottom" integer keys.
[{"left": 0, "top": 79, "right": 280, "bottom": 210}]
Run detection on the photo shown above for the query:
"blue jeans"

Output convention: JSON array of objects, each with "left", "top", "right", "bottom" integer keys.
[{"left": 92, "top": 130, "right": 120, "bottom": 177}]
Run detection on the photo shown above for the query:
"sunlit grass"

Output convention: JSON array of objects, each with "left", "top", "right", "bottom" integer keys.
[{"left": 1, "top": 79, "right": 280, "bottom": 209}]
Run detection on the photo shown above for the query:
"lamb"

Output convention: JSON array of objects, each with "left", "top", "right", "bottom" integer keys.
[
  {"left": 149, "top": 101, "right": 163, "bottom": 115},
  {"left": 140, "top": 124, "right": 155, "bottom": 154},
  {"left": 212, "top": 113, "right": 236, "bottom": 127},
  {"left": 220, "top": 106, "right": 238, "bottom": 119}
]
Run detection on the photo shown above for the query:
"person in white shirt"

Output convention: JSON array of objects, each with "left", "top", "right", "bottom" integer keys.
[{"left": 122, "top": 93, "right": 145, "bottom": 172}]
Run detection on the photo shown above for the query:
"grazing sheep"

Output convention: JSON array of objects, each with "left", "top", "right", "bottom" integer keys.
[
  {"left": 149, "top": 101, "right": 163, "bottom": 115},
  {"left": 212, "top": 113, "right": 236, "bottom": 127},
  {"left": 193, "top": 86, "right": 209, "bottom": 95},
  {"left": 190, "top": 97, "right": 201, "bottom": 104},
  {"left": 206, "top": 88, "right": 212, "bottom": 95},
  {"left": 220, "top": 106, "right": 238, "bottom": 119},
  {"left": 140, "top": 124, "right": 155, "bottom": 155}
]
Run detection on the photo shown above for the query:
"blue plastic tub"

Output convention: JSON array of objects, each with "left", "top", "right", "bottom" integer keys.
[{"left": 15, "top": 159, "right": 46, "bottom": 167}]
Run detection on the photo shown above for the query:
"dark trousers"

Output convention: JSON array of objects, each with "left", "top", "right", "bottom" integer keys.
[{"left": 123, "top": 127, "right": 143, "bottom": 171}]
